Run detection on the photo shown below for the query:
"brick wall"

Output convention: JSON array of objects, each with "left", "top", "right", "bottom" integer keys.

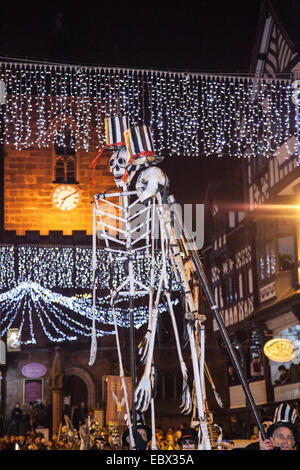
[{"left": 4, "top": 145, "right": 114, "bottom": 236}]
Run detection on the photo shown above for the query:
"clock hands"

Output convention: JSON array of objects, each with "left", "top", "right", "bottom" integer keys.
[
  {"left": 53, "top": 185, "right": 80, "bottom": 211},
  {"left": 61, "top": 189, "right": 78, "bottom": 202}
]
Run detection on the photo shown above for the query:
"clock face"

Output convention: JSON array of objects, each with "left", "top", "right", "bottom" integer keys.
[{"left": 52, "top": 184, "right": 80, "bottom": 212}]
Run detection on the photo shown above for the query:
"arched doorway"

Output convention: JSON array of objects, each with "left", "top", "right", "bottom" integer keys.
[
  {"left": 63, "top": 374, "right": 88, "bottom": 408},
  {"left": 64, "top": 366, "right": 96, "bottom": 410}
]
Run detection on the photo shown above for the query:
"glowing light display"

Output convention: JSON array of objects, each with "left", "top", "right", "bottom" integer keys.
[
  {"left": 0, "top": 62, "right": 296, "bottom": 159},
  {"left": 0, "top": 245, "right": 180, "bottom": 345}
]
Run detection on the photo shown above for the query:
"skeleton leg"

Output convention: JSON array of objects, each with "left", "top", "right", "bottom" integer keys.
[
  {"left": 187, "top": 322, "right": 211, "bottom": 450},
  {"left": 163, "top": 290, "right": 192, "bottom": 414},
  {"left": 110, "top": 296, "right": 135, "bottom": 449},
  {"left": 150, "top": 364, "right": 158, "bottom": 450},
  {"left": 89, "top": 203, "right": 98, "bottom": 366},
  {"left": 138, "top": 199, "right": 156, "bottom": 363},
  {"left": 135, "top": 215, "right": 167, "bottom": 412},
  {"left": 134, "top": 279, "right": 163, "bottom": 413}
]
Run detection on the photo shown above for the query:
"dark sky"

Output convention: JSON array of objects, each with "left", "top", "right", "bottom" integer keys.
[
  {"left": 0, "top": 1, "right": 264, "bottom": 204},
  {"left": 0, "top": 0, "right": 262, "bottom": 72}
]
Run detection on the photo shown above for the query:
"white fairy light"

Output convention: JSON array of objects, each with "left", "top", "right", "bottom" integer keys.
[
  {"left": 0, "top": 245, "right": 180, "bottom": 345},
  {"left": 0, "top": 281, "right": 179, "bottom": 344},
  {"left": 0, "top": 61, "right": 295, "bottom": 158}
]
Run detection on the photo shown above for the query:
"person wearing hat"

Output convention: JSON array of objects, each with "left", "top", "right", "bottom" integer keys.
[
  {"left": 273, "top": 402, "right": 298, "bottom": 424},
  {"left": 122, "top": 424, "right": 152, "bottom": 450},
  {"left": 178, "top": 428, "right": 198, "bottom": 450},
  {"left": 258, "top": 421, "right": 299, "bottom": 450},
  {"left": 108, "top": 427, "right": 122, "bottom": 450},
  {"left": 242, "top": 416, "right": 274, "bottom": 450},
  {"left": 91, "top": 435, "right": 110, "bottom": 450}
]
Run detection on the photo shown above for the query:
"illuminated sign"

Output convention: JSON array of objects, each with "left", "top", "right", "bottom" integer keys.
[
  {"left": 22, "top": 363, "right": 47, "bottom": 378},
  {"left": 263, "top": 338, "right": 294, "bottom": 362}
]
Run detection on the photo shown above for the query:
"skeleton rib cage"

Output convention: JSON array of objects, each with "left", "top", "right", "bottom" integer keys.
[{"left": 89, "top": 185, "right": 217, "bottom": 450}]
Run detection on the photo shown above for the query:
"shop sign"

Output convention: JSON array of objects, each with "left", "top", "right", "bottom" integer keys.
[
  {"left": 21, "top": 363, "right": 47, "bottom": 378},
  {"left": 263, "top": 338, "right": 294, "bottom": 362}
]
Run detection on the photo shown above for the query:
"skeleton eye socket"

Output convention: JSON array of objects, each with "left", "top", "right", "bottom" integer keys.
[
  {"left": 109, "top": 159, "right": 115, "bottom": 167},
  {"left": 118, "top": 158, "right": 126, "bottom": 167}
]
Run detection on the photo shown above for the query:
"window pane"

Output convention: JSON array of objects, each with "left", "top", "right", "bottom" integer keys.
[
  {"left": 229, "top": 211, "right": 235, "bottom": 228},
  {"left": 66, "top": 157, "right": 76, "bottom": 183},
  {"left": 278, "top": 236, "right": 295, "bottom": 271},
  {"left": 55, "top": 158, "right": 65, "bottom": 182}
]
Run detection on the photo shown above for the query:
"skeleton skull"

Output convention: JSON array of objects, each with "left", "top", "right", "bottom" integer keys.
[
  {"left": 109, "top": 148, "right": 138, "bottom": 187},
  {"left": 135, "top": 166, "right": 169, "bottom": 203}
]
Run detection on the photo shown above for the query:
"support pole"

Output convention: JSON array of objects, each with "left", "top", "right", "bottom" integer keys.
[
  {"left": 129, "top": 289, "right": 137, "bottom": 431},
  {"left": 168, "top": 195, "right": 266, "bottom": 440}
]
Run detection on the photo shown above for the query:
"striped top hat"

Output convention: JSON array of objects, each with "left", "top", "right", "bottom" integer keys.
[
  {"left": 105, "top": 115, "right": 130, "bottom": 148},
  {"left": 273, "top": 403, "right": 298, "bottom": 423},
  {"left": 89, "top": 114, "right": 129, "bottom": 185},
  {"left": 124, "top": 124, "right": 163, "bottom": 166}
]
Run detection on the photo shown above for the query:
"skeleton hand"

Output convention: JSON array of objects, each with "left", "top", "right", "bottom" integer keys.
[
  {"left": 179, "top": 362, "right": 192, "bottom": 414},
  {"left": 180, "top": 379, "right": 192, "bottom": 414},
  {"left": 135, "top": 374, "right": 152, "bottom": 413}
]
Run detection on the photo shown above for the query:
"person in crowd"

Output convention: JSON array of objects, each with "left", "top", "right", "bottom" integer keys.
[
  {"left": 72, "top": 401, "right": 88, "bottom": 429},
  {"left": 34, "top": 432, "right": 47, "bottom": 450},
  {"left": 155, "top": 428, "right": 165, "bottom": 449},
  {"left": 259, "top": 420, "right": 298, "bottom": 451},
  {"left": 9, "top": 434, "right": 17, "bottom": 449},
  {"left": 26, "top": 402, "right": 39, "bottom": 433},
  {"left": 25, "top": 432, "right": 39, "bottom": 450},
  {"left": 108, "top": 428, "right": 122, "bottom": 450},
  {"left": 91, "top": 435, "right": 110, "bottom": 450},
  {"left": 240, "top": 416, "right": 274, "bottom": 451},
  {"left": 164, "top": 430, "right": 177, "bottom": 449},
  {"left": 227, "top": 364, "right": 239, "bottom": 385},
  {"left": 273, "top": 402, "right": 298, "bottom": 423},
  {"left": 46, "top": 438, "right": 55, "bottom": 450},
  {"left": 177, "top": 427, "right": 198, "bottom": 450},
  {"left": 275, "top": 365, "right": 290, "bottom": 385},
  {"left": 0, "top": 434, "right": 13, "bottom": 450},
  {"left": 250, "top": 355, "right": 264, "bottom": 379},
  {"left": 17, "top": 434, "right": 26, "bottom": 450},
  {"left": 10, "top": 403, "right": 24, "bottom": 435},
  {"left": 122, "top": 423, "right": 152, "bottom": 450},
  {"left": 34, "top": 401, "right": 50, "bottom": 429}
]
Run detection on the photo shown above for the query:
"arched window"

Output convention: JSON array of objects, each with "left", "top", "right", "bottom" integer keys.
[{"left": 54, "top": 125, "right": 77, "bottom": 183}]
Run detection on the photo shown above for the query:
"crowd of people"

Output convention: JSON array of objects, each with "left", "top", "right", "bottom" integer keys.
[
  {"left": 7, "top": 401, "right": 51, "bottom": 436},
  {"left": 0, "top": 423, "right": 190, "bottom": 451},
  {"left": 0, "top": 401, "right": 299, "bottom": 451}
]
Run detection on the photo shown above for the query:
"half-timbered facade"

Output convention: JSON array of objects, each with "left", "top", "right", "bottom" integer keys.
[{"left": 204, "top": 0, "right": 300, "bottom": 437}]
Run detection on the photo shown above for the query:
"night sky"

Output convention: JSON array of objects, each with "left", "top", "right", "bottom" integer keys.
[
  {"left": 0, "top": 1, "right": 262, "bottom": 71},
  {"left": 0, "top": 0, "right": 264, "bottom": 204}
]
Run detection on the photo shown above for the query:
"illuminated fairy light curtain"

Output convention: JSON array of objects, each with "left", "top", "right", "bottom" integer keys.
[
  {"left": 0, "top": 61, "right": 296, "bottom": 158},
  {"left": 0, "top": 245, "right": 179, "bottom": 344}
]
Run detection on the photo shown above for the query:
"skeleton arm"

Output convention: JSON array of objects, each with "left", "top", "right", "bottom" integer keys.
[{"left": 138, "top": 199, "right": 156, "bottom": 363}]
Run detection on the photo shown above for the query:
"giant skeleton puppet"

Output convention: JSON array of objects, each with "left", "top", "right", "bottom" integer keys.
[{"left": 89, "top": 115, "right": 225, "bottom": 450}]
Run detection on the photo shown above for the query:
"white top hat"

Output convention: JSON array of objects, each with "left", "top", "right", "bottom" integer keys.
[
  {"left": 124, "top": 124, "right": 163, "bottom": 166},
  {"left": 105, "top": 115, "right": 130, "bottom": 148}
]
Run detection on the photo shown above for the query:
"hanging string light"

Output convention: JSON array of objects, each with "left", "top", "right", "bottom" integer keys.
[
  {"left": 0, "top": 244, "right": 180, "bottom": 345},
  {"left": 0, "top": 281, "right": 179, "bottom": 344},
  {"left": 0, "top": 61, "right": 296, "bottom": 158}
]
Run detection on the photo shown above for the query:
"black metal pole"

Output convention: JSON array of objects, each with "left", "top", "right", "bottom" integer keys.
[
  {"left": 168, "top": 195, "right": 266, "bottom": 440},
  {"left": 129, "top": 288, "right": 137, "bottom": 431}
]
